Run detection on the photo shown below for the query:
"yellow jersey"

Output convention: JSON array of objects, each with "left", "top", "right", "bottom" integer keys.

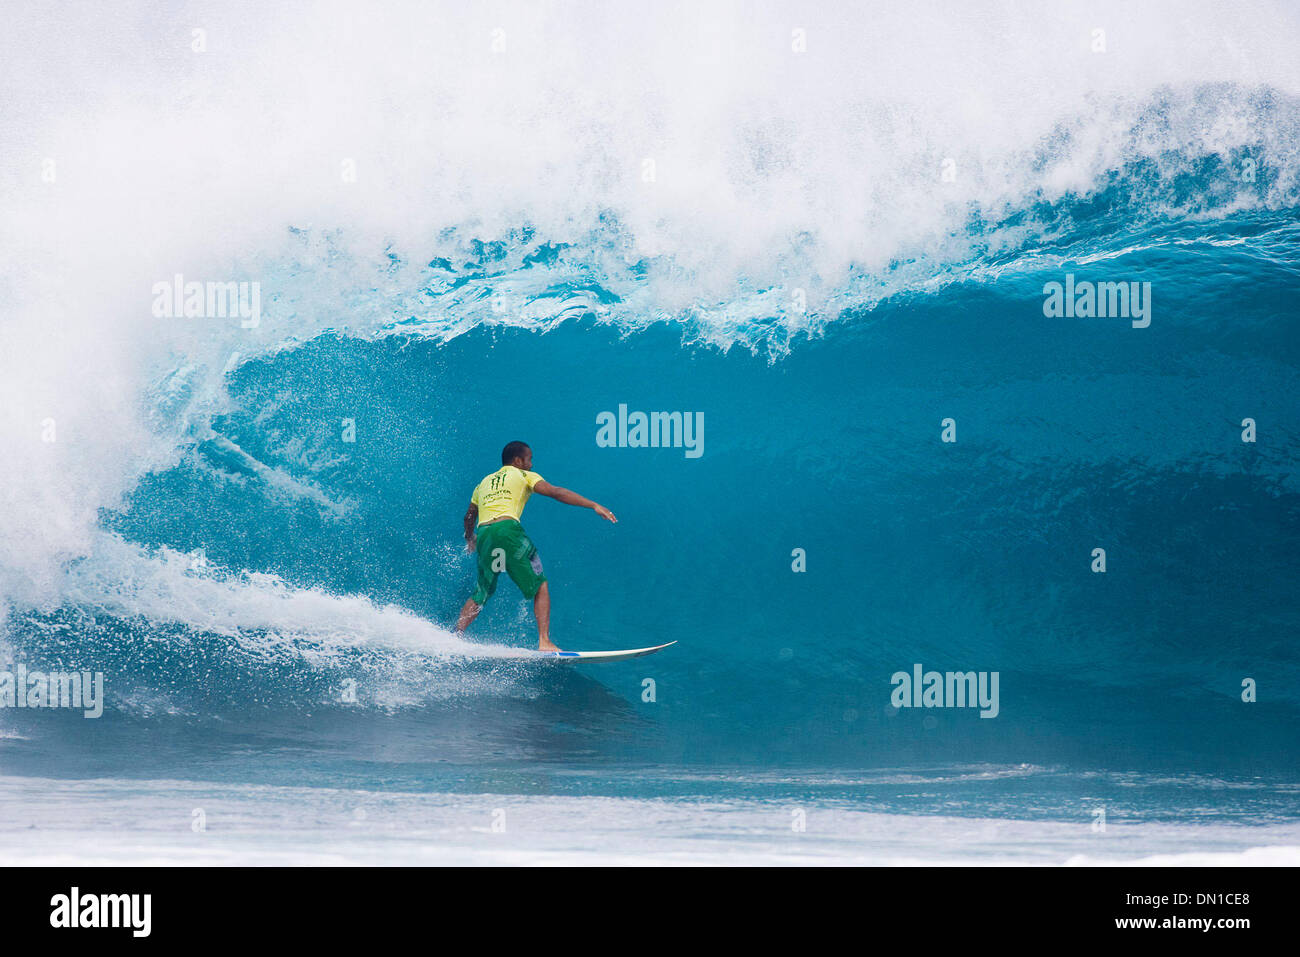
[{"left": 471, "top": 466, "right": 545, "bottom": 525}]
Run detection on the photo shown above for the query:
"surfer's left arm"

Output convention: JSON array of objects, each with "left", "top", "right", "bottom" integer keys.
[
  {"left": 462, "top": 502, "right": 478, "bottom": 551},
  {"left": 533, "top": 480, "right": 617, "bottom": 523}
]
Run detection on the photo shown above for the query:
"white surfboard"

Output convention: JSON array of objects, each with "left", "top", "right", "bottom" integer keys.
[{"left": 532, "top": 641, "right": 676, "bottom": 662}]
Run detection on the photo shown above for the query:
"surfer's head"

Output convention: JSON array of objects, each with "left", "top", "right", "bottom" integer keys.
[{"left": 501, "top": 440, "right": 532, "bottom": 469}]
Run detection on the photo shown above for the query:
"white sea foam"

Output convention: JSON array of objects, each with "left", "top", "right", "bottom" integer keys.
[
  {"left": 60, "top": 531, "right": 524, "bottom": 661},
  {"left": 2, "top": 774, "right": 1297, "bottom": 866}
]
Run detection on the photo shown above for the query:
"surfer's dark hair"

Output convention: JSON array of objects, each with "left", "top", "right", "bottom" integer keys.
[{"left": 501, "top": 440, "right": 531, "bottom": 465}]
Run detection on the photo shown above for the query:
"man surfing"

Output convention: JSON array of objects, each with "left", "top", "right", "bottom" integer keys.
[{"left": 455, "top": 441, "right": 617, "bottom": 651}]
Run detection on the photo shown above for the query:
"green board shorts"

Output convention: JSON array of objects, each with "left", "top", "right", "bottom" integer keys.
[{"left": 471, "top": 519, "right": 546, "bottom": 604}]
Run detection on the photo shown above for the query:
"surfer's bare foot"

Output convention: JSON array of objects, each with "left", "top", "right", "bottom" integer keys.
[{"left": 538, "top": 638, "right": 562, "bottom": 652}]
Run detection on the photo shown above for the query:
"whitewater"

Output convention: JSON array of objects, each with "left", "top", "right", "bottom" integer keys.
[{"left": 1, "top": 0, "right": 1298, "bottom": 864}]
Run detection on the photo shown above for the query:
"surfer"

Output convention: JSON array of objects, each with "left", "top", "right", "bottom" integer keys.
[{"left": 455, "top": 441, "right": 617, "bottom": 651}]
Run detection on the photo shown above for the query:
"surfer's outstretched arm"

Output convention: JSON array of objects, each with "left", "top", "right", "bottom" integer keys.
[{"left": 533, "top": 481, "right": 617, "bottom": 523}]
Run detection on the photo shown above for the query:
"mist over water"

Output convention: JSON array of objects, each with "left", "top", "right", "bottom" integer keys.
[{"left": 1, "top": 2, "right": 1298, "bottom": 856}]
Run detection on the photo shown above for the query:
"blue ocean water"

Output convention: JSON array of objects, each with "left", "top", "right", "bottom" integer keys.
[{"left": 1, "top": 0, "right": 1298, "bottom": 863}]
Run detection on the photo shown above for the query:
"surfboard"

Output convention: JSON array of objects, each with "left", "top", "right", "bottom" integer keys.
[{"left": 532, "top": 640, "right": 676, "bottom": 662}]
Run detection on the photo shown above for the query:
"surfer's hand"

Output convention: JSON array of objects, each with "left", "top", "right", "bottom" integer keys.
[
  {"left": 594, "top": 504, "right": 617, "bottom": 523},
  {"left": 466, "top": 536, "right": 477, "bottom": 553}
]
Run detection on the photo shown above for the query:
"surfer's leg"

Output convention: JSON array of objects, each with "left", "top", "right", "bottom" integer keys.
[
  {"left": 455, "top": 597, "right": 482, "bottom": 633},
  {"left": 533, "top": 582, "right": 557, "bottom": 652},
  {"left": 458, "top": 528, "right": 501, "bottom": 634},
  {"left": 498, "top": 524, "right": 553, "bottom": 650}
]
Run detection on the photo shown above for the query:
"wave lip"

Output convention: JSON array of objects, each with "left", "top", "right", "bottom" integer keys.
[{"left": 5, "top": 0, "right": 1300, "bottom": 617}]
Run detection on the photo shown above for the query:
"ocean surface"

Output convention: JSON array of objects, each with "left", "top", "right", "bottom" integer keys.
[{"left": 1, "top": 0, "right": 1297, "bottom": 864}]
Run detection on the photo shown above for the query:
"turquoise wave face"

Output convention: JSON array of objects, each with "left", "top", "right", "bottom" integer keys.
[{"left": 4, "top": 196, "right": 1294, "bottom": 779}]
